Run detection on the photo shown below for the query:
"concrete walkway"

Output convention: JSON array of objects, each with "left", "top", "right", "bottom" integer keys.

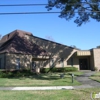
[
  {"left": 75, "top": 71, "right": 100, "bottom": 87},
  {"left": 0, "top": 85, "right": 97, "bottom": 90},
  {"left": 0, "top": 86, "right": 74, "bottom": 90},
  {"left": 0, "top": 71, "right": 100, "bottom": 90}
]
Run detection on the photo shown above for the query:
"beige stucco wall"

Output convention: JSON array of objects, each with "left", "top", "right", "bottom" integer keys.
[
  {"left": 90, "top": 50, "right": 94, "bottom": 70},
  {"left": 6, "top": 53, "right": 32, "bottom": 70},
  {"left": 0, "top": 53, "right": 5, "bottom": 69},
  {"left": 28, "top": 35, "right": 79, "bottom": 69},
  {"left": 92, "top": 49, "right": 100, "bottom": 70}
]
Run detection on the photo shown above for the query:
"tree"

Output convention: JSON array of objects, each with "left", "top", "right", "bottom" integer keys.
[
  {"left": 70, "top": 45, "right": 81, "bottom": 49},
  {"left": 45, "top": 36, "right": 55, "bottom": 41},
  {"left": 97, "top": 45, "right": 100, "bottom": 48},
  {"left": 46, "top": 0, "right": 100, "bottom": 26}
]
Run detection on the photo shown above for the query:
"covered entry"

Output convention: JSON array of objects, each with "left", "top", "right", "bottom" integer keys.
[
  {"left": 77, "top": 50, "right": 91, "bottom": 70},
  {"left": 79, "top": 58, "right": 89, "bottom": 70},
  {"left": 32, "top": 56, "right": 50, "bottom": 73}
]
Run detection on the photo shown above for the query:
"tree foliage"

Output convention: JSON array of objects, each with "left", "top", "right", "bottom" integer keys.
[
  {"left": 45, "top": 36, "right": 55, "bottom": 41},
  {"left": 46, "top": 0, "right": 100, "bottom": 26},
  {"left": 97, "top": 45, "right": 100, "bottom": 48}
]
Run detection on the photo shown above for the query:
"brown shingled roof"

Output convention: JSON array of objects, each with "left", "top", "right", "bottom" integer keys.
[
  {"left": 0, "top": 30, "right": 32, "bottom": 45},
  {"left": 0, "top": 30, "right": 49, "bottom": 56}
]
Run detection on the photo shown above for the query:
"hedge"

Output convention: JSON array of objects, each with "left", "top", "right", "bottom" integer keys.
[
  {"left": 40, "top": 67, "right": 78, "bottom": 73},
  {"left": 0, "top": 70, "right": 35, "bottom": 78}
]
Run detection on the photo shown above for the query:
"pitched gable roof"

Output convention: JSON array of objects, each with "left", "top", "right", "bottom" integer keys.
[
  {"left": 0, "top": 30, "right": 49, "bottom": 56},
  {"left": 0, "top": 30, "right": 32, "bottom": 45}
]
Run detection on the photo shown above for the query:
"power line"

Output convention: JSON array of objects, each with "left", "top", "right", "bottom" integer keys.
[
  {"left": 0, "top": 12, "right": 60, "bottom": 15},
  {"left": 0, "top": 11, "right": 100, "bottom": 15},
  {"left": 0, "top": 2, "right": 99, "bottom": 7},
  {"left": 0, "top": 4, "right": 47, "bottom": 7}
]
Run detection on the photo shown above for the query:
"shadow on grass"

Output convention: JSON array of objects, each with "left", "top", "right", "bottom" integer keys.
[
  {"left": 6, "top": 73, "right": 72, "bottom": 81},
  {"left": 29, "top": 74, "right": 70, "bottom": 80},
  {"left": 0, "top": 70, "right": 75, "bottom": 81}
]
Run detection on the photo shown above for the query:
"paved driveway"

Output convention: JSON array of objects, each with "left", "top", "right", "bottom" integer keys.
[{"left": 75, "top": 71, "right": 100, "bottom": 87}]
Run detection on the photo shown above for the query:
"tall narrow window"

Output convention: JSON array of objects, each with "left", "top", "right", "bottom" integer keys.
[
  {"left": 16, "top": 58, "right": 20, "bottom": 70},
  {"left": 61, "top": 58, "right": 64, "bottom": 67},
  {"left": 71, "top": 57, "right": 73, "bottom": 67},
  {"left": 32, "top": 61, "right": 36, "bottom": 70}
]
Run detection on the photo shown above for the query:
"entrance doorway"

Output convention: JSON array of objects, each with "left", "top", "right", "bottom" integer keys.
[{"left": 79, "top": 59, "right": 89, "bottom": 70}]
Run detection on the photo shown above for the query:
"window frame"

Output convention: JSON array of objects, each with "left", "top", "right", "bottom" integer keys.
[{"left": 16, "top": 58, "right": 20, "bottom": 70}]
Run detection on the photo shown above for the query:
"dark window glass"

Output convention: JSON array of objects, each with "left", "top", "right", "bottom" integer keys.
[
  {"left": 71, "top": 57, "right": 73, "bottom": 67},
  {"left": 61, "top": 58, "right": 64, "bottom": 67},
  {"left": 16, "top": 58, "right": 20, "bottom": 69}
]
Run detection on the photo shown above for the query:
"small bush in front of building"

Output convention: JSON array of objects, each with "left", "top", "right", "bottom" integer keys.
[
  {"left": 53, "top": 67, "right": 65, "bottom": 72},
  {"left": 51, "top": 67, "right": 57, "bottom": 72},
  {"left": 56, "top": 67, "right": 78, "bottom": 72},
  {"left": 0, "top": 70, "right": 35, "bottom": 78},
  {"left": 40, "top": 67, "right": 78, "bottom": 73},
  {"left": 94, "top": 67, "right": 98, "bottom": 71},
  {"left": 64, "top": 67, "right": 78, "bottom": 72},
  {"left": 0, "top": 71, "right": 8, "bottom": 78},
  {"left": 40, "top": 68, "right": 50, "bottom": 73},
  {"left": 19, "top": 70, "right": 34, "bottom": 76},
  {"left": 7, "top": 72, "right": 15, "bottom": 77}
]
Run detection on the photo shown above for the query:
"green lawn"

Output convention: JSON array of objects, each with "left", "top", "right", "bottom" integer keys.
[
  {"left": 0, "top": 72, "right": 83, "bottom": 87},
  {"left": 90, "top": 72, "right": 100, "bottom": 82},
  {"left": 67, "top": 71, "right": 83, "bottom": 76},
  {"left": 0, "top": 88, "right": 100, "bottom": 100}
]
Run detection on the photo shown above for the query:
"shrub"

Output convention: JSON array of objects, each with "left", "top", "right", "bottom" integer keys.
[
  {"left": 0, "top": 70, "right": 35, "bottom": 78},
  {"left": 40, "top": 67, "right": 78, "bottom": 73},
  {"left": 94, "top": 67, "right": 98, "bottom": 71},
  {"left": 15, "top": 70, "right": 34, "bottom": 77},
  {"left": 40, "top": 68, "right": 50, "bottom": 73},
  {"left": 59, "top": 68, "right": 65, "bottom": 72},
  {"left": 51, "top": 67, "right": 57, "bottom": 72},
  {"left": 16, "top": 71, "right": 22, "bottom": 77},
  {"left": 64, "top": 67, "right": 78, "bottom": 72},
  {"left": 19, "top": 70, "right": 33, "bottom": 76},
  {"left": 7, "top": 72, "right": 15, "bottom": 78},
  {"left": 0, "top": 71, "right": 8, "bottom": 78}
]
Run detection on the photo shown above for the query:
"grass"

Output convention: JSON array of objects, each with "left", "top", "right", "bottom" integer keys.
[
  {"left": 0, "top": 88, "right": 100, "bottom": 100},
  {"left": 0, "top": 72, "right": 83, "bottom": 87},
  {"left": 90, "top": 72, "right": 100, "bottom": 82},
  {"left": 67, "top": 71, "right": 83, "bottom": 76}
]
